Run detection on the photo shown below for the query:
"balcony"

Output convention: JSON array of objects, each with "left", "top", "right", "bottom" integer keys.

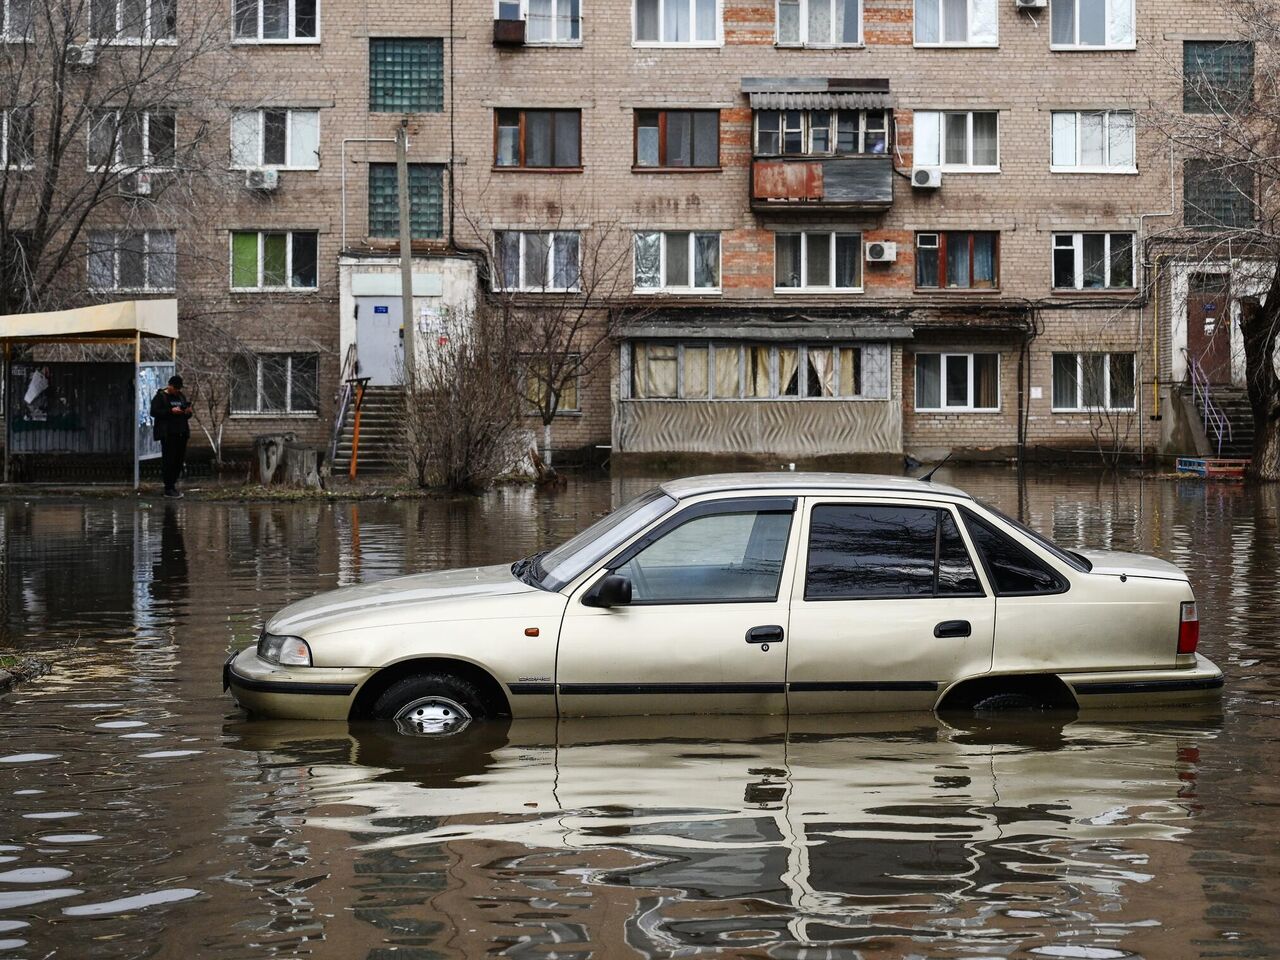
[
  {"left": 751, "top": 155, "right": 894, "bottom": 214},
  {"left": 493, "top": 17, "right": 526, "bottom": 46}
]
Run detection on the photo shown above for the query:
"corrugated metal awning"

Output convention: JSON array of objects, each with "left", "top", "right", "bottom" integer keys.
[
  {"left": 748, "top": 90, "right": 891, "bottom": 111},
  {"left": 0, "top": 300, "right": 178, "bottom": 343}
]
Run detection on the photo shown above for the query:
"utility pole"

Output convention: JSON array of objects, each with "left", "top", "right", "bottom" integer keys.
[{"left": 396, "top": 121, "right": 416, "bottom": 389}]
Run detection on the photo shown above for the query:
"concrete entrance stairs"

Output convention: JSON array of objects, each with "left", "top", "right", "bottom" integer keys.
[
  {"left": 1193, "top": 384, "right": 1254, "bottom": 458},
  {"left": 331, "top": 386, "right": 405, "bottom": 477}
]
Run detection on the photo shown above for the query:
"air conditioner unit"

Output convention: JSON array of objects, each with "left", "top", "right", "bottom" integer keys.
[
  {"left": 865, "top": 241, "right": 898, "bottom": 264},
  {"left": 1015, "top": 0, "right": 1048, "bottom": 8},
  {"left": 912, "top": 166, "right": 942, "bottom": 189},
  {"left": 65, "top": 44, "right": 97, "bottom": 68},
  {"left": 245, "top": 169, "right": 280, "bottom": 192},
  {"left": 121, "top": 172, "right": 153, "bottom": 197}
]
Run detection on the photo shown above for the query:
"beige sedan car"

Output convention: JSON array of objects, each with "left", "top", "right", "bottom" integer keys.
[{"left": 224, "top": 473, "right": 1223, "bottom": 733}]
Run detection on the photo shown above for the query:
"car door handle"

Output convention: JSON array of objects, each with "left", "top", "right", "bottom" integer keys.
[
  {"left": 746, "top": 625, "right": 785, "bottom": 644},
  {"left": 934, "top": 620, "right": 971, "bottom": 639}
]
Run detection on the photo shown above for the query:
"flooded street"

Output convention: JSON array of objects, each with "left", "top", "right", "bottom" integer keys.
[{"left": 0, "top": 468, "right": 1277, "bottom": 959}]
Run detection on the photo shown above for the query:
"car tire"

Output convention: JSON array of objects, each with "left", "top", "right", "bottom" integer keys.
[
  {"left": 971, "top": 692, "right": 1043, "bottom": 713},
  {"left": 372, "top": 673, "right": 490, "bottom": 736}
]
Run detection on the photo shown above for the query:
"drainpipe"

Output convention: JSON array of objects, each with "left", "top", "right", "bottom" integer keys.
[{"left": 1138, "top": 142, "right": 1178, "bottom": 424}]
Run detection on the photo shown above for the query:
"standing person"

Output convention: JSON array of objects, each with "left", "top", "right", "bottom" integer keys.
[{"left": 150, "top": 375, "right": 193, "bottom": 499}]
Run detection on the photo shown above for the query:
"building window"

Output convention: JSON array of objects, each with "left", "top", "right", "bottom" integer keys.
[
  {"left": 915, "top": 352, "right": 999, "bottom": 411},
  {"left": 1, "top": 108, "right": 34, "bottom": 170},
  {"left": 87, "top": 230, "right": 176, "bottom": 292},
  {"left": 369, "top": 38, "right": 444, "bottom": 113},
  {"left": 368, "top": 163, "right": 444, "bottom": 240},
  {"left": 233, "top": 0, "right": 317, "bottom": 41},
  {"left": 91, "top": 0, "right": 176, "bottom": 41},
  {"left": 88, "top": 110, "right": 176, "bottom": 171},
  {"left": 495, "top": 231, "right": 581, "bottom": 291},
  {"left": 1050, "top": 110, "right": 1135, "bottom": 172},
  {"left": 776, "top": 0, "right": 861, "bottom": 45},
  {"left": 915, "top": 232, "right": 999, "bottom": 289},
  {"left": 494, "top": 109, "right": 581, "bottom": 169},
  {"left": 634, "top": 0, "right": 720, "bottom": 45},
  {"left": 629, "top": 341, "right": 889, "bottom": 399},
  {"left": 1, "top": 0, "right": 34, "bottom": 40},
  {"left": 1052, "top": 233, "right": 1134, "bottom": 290},
  {"left": 1050, "top": 0, "right": 1133, "bottom": 49},
  {"left": 1184, "top": 160, "right": 1254, "bottom": 230},
  {"left": 231, "top": 353, "right": 319, "bottom": 415},
  {"left": 1184, "top": 41, "right": 1255, "bottom": 114},
  {"left": 775, "top": 232, "right": 862, "bottom": 291},
  {"left": 229, "top": 231, "right": 319, "bottom": 290},
  {"left": 913, "top": 110, "right": 998, "bottom": 171},
  {"left": 914, "top": 0, "right": 997, "bottom": 46},
  {"left": 1051, "top": 352, "right": 1136, "bottom": 411},
  {"left": 230, "top": 109, "right": 319, "bottom": 170},
  {"left": 496, "top": 0, "right": 580, "bottom": 42},
  {"left": 754, "top": 109, "right": 887, "bottom": 156},
  {"left": 523, "top": 355, "right": 580, "bottom": 412},
  {"left": 634, "top": 231, "right": 720, "bottom": 292},
  {"left": 635, "top": 110, "right": 719, "bottom": 169}
]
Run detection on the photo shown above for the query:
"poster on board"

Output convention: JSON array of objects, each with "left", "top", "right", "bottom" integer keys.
[{"left": 137, "top": 362, "right": 175, "bottom": 462}]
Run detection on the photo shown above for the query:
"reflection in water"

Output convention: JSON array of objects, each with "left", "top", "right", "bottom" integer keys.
[{"left": 0, "top": 468, "right": 1277, "bottom": 959}]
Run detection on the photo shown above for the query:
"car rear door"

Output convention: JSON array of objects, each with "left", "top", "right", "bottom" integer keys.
[
  {"left": 785, "top": 497, "right": 996, "bottom": 714},
  {"left": 555, "top": 496, "right": 800, "bottom": 717}
]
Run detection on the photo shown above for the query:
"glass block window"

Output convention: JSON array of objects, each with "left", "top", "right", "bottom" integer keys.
[
  {"left": 368, "top": 163, "right": 444, "bottom": 240},
  {"left": 1184, "top": 41, "right": 1254, "bottom": 114},
  {"left": 1184, "top": 160, "right": 1254, "bottom": 230},
  {"left": 369, "top": 38, "right": 444, "bottom": 113}
]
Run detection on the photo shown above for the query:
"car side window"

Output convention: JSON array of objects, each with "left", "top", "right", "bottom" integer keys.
[
  {"left": 805, "top": 504, "right": 983, "bottom": 601},
  {"left": 961, "top": 509, "right": 1066, "bottom": 595},
  {"left": 616, "top": 509, "right": 793, "bottom": 604}
]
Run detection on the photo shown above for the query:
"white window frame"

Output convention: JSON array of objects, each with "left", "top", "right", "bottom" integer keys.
[
  {"left": 1051, "top": 232, "right": 1136, "bottom": 290},
  {"left": 913, "top": 110, "right": 1000, "bottom": 172},
  {"left": 914, "top": 352, "right": 1000, "bottom": 412},
  {"left": 1051, "top": 351, "right": 1136, "bottom": 412},
  {"left": 913, "top": 0, "right": 998, "bottom": 48},
  {"left": 89, "top": 0, "right": 177, "bottom": 44},
  {"left": 1049, "top": 0, "right": 1134, "bottom": 51},
  {"left": 1, "top": 108, "right": 33, "bottom": 171},
  {"left": 775, "top": 0, "right": 863, "bottom": 47},
  {"left": 634, "top": 231, "right": 722, "bottom": 294},
  {"left": 1, "top": 0, "right": 33, "bottom": 41},
  {"left": 228, "top": 230, "right": 318, "bottom": 291},
  {"left": 754, "top": 109, "right": 887, "bottom": 157},
  {"left": 773, "top": 232, "right": 863, "bottom": 293},
  {"left": 230, "top": 108, "right": 320, "bottom": 170},
  {"left": 231, "top": 353, "right": 319, "bottom": 417},
  {"left": 494, "top": 0, "right": 581, "bottom": 44},
  {"left": 1050, "top": 110, "right": 1136, "bottom": 174},
  {"left": 494, "top": 230, "right": 582, "bottom": 293},
  {"left": 233, "top": 0, "right": 321, "bottom": 44},
  {"left": 86, "top": 109, "right": 176, "bottom": 173},
  {"left": 88, "top": 229, "right": 176, "bottom": 293},
  {"left": 632, "top": 0, "right": 723, "bottom": 48}
]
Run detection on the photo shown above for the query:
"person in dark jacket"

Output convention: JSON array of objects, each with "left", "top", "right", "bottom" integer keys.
[{"left": 150, "top": 375, "right": 193, "bottom": 499}]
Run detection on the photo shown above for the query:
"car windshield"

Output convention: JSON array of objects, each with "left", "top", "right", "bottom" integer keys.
[
  {"left": 532, "top": 488, "right": 676, "bottom": 591},
  {"left": 977, "top": 500, "right": 1092, "bottom": 572}
]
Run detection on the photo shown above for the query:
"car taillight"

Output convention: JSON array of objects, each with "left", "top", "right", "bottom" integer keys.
[{"left": 1178, "top": 601, "right": 1200, "bottom": 655}]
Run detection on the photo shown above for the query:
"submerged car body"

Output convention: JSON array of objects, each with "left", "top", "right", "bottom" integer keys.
[{"left": 225, "top": 473, "right": 1223, "bottom": 725}]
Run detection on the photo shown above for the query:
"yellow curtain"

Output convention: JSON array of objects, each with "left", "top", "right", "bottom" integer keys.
[
  {"left": 838, "top": 347, "right": 861, "bottom": 396},
  {"left": 779, "top": 348, "right": 798, "bottom": 396},
  {"left": 746, "top": 345, "right": 772, "bottom": 398},
  {"left": 684, "top": 346, "right": 708, "bottom": 398},
  {"left": 714, "top": 345, "right": 740, "bottom": 398}
]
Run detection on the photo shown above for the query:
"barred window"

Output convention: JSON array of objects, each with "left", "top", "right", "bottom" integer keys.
[
  {"left": 1184, "top": 41, "right": 1254, "bottom": 114},
  {"left": 368, "top": 163, "right": 444, "bottom": 240},
  {"left": 231, "top": 353, "right": 320, "bottom": 415},
  {"left": 369, "top": 38, "right": 444, "bottom": 113}
]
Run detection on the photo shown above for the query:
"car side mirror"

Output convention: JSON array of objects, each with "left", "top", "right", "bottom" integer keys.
[{"left": 584, "top": 573, "right": 632, "bottom": 608}]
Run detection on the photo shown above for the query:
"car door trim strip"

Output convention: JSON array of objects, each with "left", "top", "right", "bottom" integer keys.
[
  {"left": 1073, "top": 675, "right": 1225, "bottom": 695},
  {"left": 788, "top": 680, "right": 941, "bottom": 692},
  {"left": 558, "top": 682, "right": 788, "bottom": 695},
  {"left": 508, "top": 682, "right": 556, "bottom": 695}
]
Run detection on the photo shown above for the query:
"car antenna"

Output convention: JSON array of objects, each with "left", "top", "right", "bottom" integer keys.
[{"left": 919, "top": 452, "right": 953, "bottom": 483}]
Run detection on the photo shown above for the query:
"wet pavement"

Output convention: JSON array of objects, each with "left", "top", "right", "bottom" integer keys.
[{"left": 0, "top": 467, "right": 1277, "bottom": 959}]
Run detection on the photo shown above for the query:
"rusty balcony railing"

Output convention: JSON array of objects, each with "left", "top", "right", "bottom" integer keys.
[{"left": 751, "top": 155, "right": 894, "bottom": 213}]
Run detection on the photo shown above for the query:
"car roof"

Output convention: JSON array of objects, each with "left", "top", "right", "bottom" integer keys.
[{"left": 658, "top": 472, "right": 972, "bottom": 501}]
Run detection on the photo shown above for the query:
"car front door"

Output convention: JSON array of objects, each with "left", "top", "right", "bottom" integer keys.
[
  {"left": 786, "top": 498, "right": 996, "bottom": 714},
  {"left": 556, "top": 497, "right": 799, "bottom": 717}
]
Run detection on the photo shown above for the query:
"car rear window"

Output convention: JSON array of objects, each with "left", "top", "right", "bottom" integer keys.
[{"left": 961, "top": 509, "right": 1067, "bottom": 596}]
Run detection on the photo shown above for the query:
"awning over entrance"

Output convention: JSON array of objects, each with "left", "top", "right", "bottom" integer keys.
[{"left": 0, "top": 299, "right": 178, "bottom": 344}]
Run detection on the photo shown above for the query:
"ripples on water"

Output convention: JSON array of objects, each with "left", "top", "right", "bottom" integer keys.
[{"left": 0, "top": 468, "right": 1277, "bottom": 959}]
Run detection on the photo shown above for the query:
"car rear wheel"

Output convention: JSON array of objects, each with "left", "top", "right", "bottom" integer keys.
[{"left": 373, "top": 673, "right": 490, "bottom": 737}]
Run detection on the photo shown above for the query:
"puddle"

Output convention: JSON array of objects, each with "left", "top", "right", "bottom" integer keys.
[{"left": 62, "top": 888, "right": 201, "bottom": 917}]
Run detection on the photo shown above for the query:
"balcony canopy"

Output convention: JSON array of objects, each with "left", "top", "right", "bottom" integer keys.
[{"left": 742, "top": 77, "right": 892, "bottom": 112}]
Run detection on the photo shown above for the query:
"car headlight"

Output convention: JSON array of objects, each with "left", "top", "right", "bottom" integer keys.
[{"left": 257, "top": 633, "right": 312, "bottom": 667}]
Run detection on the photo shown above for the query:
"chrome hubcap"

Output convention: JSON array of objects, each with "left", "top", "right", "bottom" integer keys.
[{"left": 393, "top": 696, "right": 472, "bottom": 736}]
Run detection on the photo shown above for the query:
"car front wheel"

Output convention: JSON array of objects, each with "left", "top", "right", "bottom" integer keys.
[{"left": 373, "top": 673, "right": 489, "bottom": 737}]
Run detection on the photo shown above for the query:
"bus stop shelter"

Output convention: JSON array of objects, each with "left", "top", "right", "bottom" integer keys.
[{"left": 1, "top": 300, "right": 179, "bottom": 488}]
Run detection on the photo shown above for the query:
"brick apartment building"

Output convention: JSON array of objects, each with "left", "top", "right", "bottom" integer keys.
[{"left": 7, "top": 0, "right": 1257, "bottom": 467}]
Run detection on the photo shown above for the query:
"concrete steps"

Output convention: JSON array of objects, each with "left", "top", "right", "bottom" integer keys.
[
  {"left": 1197, "top": 386, "right": 1254, "bottom": 458},
  {"left": 331, "top": 387, "right": 406, "bottom": 477}
]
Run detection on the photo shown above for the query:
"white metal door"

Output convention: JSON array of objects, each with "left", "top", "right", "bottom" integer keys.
[{"left": 355, "top": 297, "right": 403, "bottom": 385}]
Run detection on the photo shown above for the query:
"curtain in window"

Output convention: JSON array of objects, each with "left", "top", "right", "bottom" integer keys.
[
  {"left": 1108, "top": 353, "right": 1135, "bottom": 409},
  {"left": 914, "top": 0, "right": 938, "bottom": 42},
  {"left": 695, "top": 0, "right": 716, "bottom": 40},
  {"left": 693, "top": 112, "right": 718, "bottom": 166},
  {"left": 806, "top": 234, "right": 830, "bottom": 286},
  {"left": 1052, "top": 354, "right": 1079, "bottom": 408},
  {"left": 1051, "top": 112, "right": 1076, "bottom": 166},
  {"left": 974, "top": 353, "right": 998, "bottom": 408},
  {"left": 287, "top": 112, "right": 318, "bottom": 168},
  {"left": 527, "top": 0, "right": 553, "bottom": 41},
  {"left": 942, "top": 0, "right": 966, "bottom": 42},
  {"left": 231, "top": 232, "right": 258, "bottom": 288},
  {"left": 496, "top": 113, "right": 520, "bottom": 166},
  {"left": 667, "top": 112, "right": 692, "bottom": 166},
  {"left": 714, "top": 345, "right": 740, "bottom": 397},
  {"left": 944, "top": 353, "right": 969, "bottom": 407},
  {"left": 636, "top": 112, "right": 660, "bottom": 166},
  {"left": 552, "top": 233, "right": 580, "bottom": 289},
  {"left": 262, "top": 233, "right": 287, "bottom": 287},
  {"left": 636, "top": 0, "right": 659, "bottom": 40},
  {"left": 835, "top": 235, "right": 860, "bottom": 288},
  {"left": 554, "top": 111, "right": 580, "bottom": 166},
  {"left": 914, "top": 111, "right": 940, "bottom": 166},
  {"left": 665, "top": 0, "right": 689, "bottom": 41},
  {"left": 778, "top": 0, "right": 800, "bottom": 41},
  {"left": 87, "top": 232, "right": 115, "bottom": 290},
  {"left": 746, "top": 345, "right": 772, "bottom": 397},
  {"left": 837, "top": 0, "right": 858, "bottom": 41},
  {"left": 946, "top": 235, "right": 970, "bottom": 288},
  {"left": 526, "top": 113, "right": 552, "bottom": 166},
  {"left": 664, "top": 232, "right": 690, "bottom": 287},
  {"left": 694, "top": 233, "right": 719, "bottom": 288},
  {"left": 972, "top": 233, "right": 996, "bottom": 287},
  {"left": 839, "top": 346, "right": 862, "bottom": 396},
  {"left": 970, "top": 0, "right": 997, "bottom": 43},
  {"left": 808, "top": 347, "right": 836, "bottom": 397},
  {"left": 561, "top": 0, "right": 581, "bottom": 40},
  {"left": 915, "top": 354, "right": 941, "bottom": 408},
  {"left": 808, "top": 0, "right": 831, "bottom": 43},
  {"left": 775, "top": 234, "right": 801, "bottom": 288},
  {"left": 633, "top": 344, "right": 678, "bottom": 398},
  {"left": 779, "top": 348, "right": 799, "bottom": 396},
  {"left": 971, "top": 112, "right": 998, "bottom": 166},
  {"left": 1107, "top": 111, "right": 1134, "bottom": 168},
  {"left": 1082, "top": 233, "right": 1106, "bottom": 288},
  {"left": 1082, "top": 353, "right": 1106, "bottom": 407},
  {"left": 634, "top": 233, "right": 660, "bottom": 287},
  {"left": 916, "top": 240, "right": 939, "bottom": 287},
  {"left": 497, "top": 232, "right": 521, "bottom": 288},
  {"left": 1109, "top": 234, "right": 1133, "bottom": 287},
  {"left": 684, "top": 346, "right": 709, "bottom": 398},
  {"left": 1050, "top": 0, "right": 1074, "bottom": 44},
  {"left": 944, "top": 113, "right": 968, "bottom": 165},
  {"left": 1079, "top": 112, "right": 1105, "bottom": 166},
  {"left": 523, "top": 232, "right": 550, "bottom": 288},
  {"left": 231, "top": 112, "right": 258, "bottom": 167}
]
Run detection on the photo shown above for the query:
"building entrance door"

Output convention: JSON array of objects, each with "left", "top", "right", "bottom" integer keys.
[
  {"left": 355, "top": 297, "right": 404, "bottom": 386},
  {"left": 1186, "top": 273, "right": 1233, "bottom": 384}
]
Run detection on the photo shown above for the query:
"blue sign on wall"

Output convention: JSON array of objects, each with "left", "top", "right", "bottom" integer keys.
[{"left": 374, "top": 305, "right": 390, "bottom": 314}]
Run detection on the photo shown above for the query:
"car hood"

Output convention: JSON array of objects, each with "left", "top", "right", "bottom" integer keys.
[
  {"left": 1076, "top": 550, "right": 1188, "bottom": 582},
  {"left": 267, "top": 563, "right": 541, "bottom": 635}
]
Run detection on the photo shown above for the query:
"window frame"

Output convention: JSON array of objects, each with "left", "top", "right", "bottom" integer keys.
[
  {"left": 1, "top": 0, "right": 34, "bottom": 41},
  {"left": 773, "top": 231, "right": 863, "bottom": 293},
  {"left": 522, "top": 353, "right": 581, "bottom": 414},
  {"left": 960, "top": 506, "right": 1069, "bottom": 597},
  {"left": 232, "top": 0, "right": 320, "bottom": 43},
  {"left": 228, "top": 230, "right": 319, "bottom": 292},
  {"left": 632, "top": 0, "right": 723, "bottom": 47},
  {"left": 87, "top": 229, "right": 176, "bottom": 293},
  {"left": 89, "top": 0, "right": 177, "bottom": 43},
  {"left": 493, "top": 0, "right": 582, "bottom": 43},
  {"left": 230, "top": 108, "right": 320, "bottom": 170},
  {"left": 633, "top": 109, "right": 721, "bottom": 171},
  {"left": 1050, "top": 351, "right": 1137, "bottom": 412},
  {"left": 493, "top": 108, "right": 582, "bottom": 171},
  {"left": 1183, "top": 159, "right": 1256, "bottom": 230},
  {"left": 86, "top": 109, "right": 177, "bottom": 173},
  {"left": 913, "top": 352, "right": 1000, "bottom": 412},
  {"left": 633, "top": 231, "right": 722, "bottom": 294},
  {"left": 494, "top": 230, "right": 582, "bottom": 292},
  {"left": 914, "top": 231, "right": 1000, "bottom": 291},
  {"left": 775, "top": 0, "right": 863, "bottom": 47},
  {"left": 753, "top": 108, "right": 887, "bottom": 158},
  {"left": 913, "top": 110, "right": 1000, "bottom": 173},
  {"left": 230, "top": 352, "right": 320, "bottom": 417},
  {"left": 1049, "top": 0, "right": 1135, "bottom": 51},
  {"left": 913, "top": 0, "right": 998, "bottom": 48},
  {"left": 1, "top": 108, "right": 34, "bottom": 171},
  {"left": 1051, "top": 232, "right": 1136, "bottom": 291},
  {"left": 1049, "top": 110, "right": 1136, "bottom": 174}
]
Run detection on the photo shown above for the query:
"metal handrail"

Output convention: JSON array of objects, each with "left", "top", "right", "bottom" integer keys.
[
  {"left": 1185, "top": 349, "right": 1232, "bottom": 456},
  {"left": 329, "top": 343, "right": 359, "bottom": 464}
]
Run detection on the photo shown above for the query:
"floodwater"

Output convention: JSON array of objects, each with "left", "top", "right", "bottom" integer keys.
[{"left": 0, "top": 467, "right": 1277, "bottom": 960}]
